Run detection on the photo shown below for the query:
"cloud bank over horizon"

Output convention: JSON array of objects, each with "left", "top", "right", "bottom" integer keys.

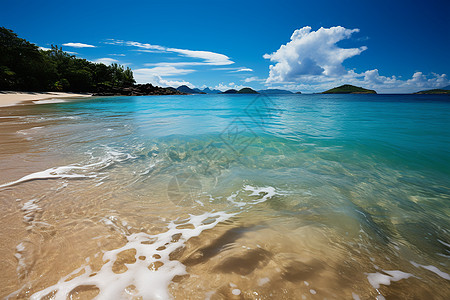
[{"left": 262, "top": 26, "right": 449, "bottom": 93}]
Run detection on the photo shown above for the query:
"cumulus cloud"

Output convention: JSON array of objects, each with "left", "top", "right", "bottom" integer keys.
[
  {"left": 63, "top": 42, "right": 96, "bottom": 48},
  {"left": 264, "top": 26, "right": 366, "bottom": 83},
  {"left": 93, "top": 58, "right": 119, "bottom": 65},
  {"left": 405, "top": 72, "right": 448, "bottom": 88}
]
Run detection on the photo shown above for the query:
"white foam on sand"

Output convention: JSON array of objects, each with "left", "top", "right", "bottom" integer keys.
[
  {"left": 14, "top": 242, "right": 27, "bottom": 277},
  {"left": 258, "top": 277, "right": 270, "bottom": 286},
  {"left": 21, "top": 198, "right": 41, "bottom": 223},
  {"left": 410, "top": 261, "right": 450, "bottom": 280},
  {"left": 0, "top": 147, "right": 134, "bottom": 189},
  {"left": 23, "top": 184, "right": 279, "bottom": 299},
  {"left": 232, "top": 289, "right": 241, "bottom": 295},
  {"left": 16, "top": 126, "right": 43, "bottom": 135},
  {"left": 366, "top": 270, "right": 414, "bottom": 289},
  {"left": 28, "top": 211, "right": 236, "bottom": 300},
  {"left": 227, "top": 185, "right": 278, "bottom": 208}
]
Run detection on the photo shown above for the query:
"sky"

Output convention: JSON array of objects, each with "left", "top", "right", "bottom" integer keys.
[{"left": 1, "top": 0, "right": 449, "bottom": 93}]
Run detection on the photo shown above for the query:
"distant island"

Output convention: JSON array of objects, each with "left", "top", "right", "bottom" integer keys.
[
  {"left": 258, "top": 89, "right": 294, "bottom": 95},
  {"left": 221, "top": 87, "right": 259, "bottom": 94},
  {"left": 322, "top": 84, "right": 377, "bottom": 94},
  {"left": 176, "top": 85, "right": 205, "bottom": 94},
  {"left": 414, "top": 85, "right": 450, "bottom": 94},
  {"left": 176, "top": 85, "right": 221, "bottom": 94},
  {"left": 202, "top": 87, "right": 222, "bottom": 94},
  {"left": 177, "top": 87, "right": 300, "bottom": 95}
]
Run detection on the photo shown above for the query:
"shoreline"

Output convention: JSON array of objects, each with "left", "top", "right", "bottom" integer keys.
[{"left": 0, "top": 91, "right": 92, "bottom": 107}]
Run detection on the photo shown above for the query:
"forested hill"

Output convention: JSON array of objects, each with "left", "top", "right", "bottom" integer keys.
[{"left": 0, "top": 27, "right": 135, "bottom": 92}]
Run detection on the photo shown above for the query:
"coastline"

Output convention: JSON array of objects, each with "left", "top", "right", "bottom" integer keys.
[{"left": 0, "top": 91, "right": 92, "bottom": 107}]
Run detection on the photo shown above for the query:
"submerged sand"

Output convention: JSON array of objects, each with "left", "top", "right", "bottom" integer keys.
[{"left": 0, "top": 91, "right": 91, "bottom": 107}]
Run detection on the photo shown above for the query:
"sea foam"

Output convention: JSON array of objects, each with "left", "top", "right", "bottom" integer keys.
[
  {"left": 28, "top": 211, "right": 235, "bottom": 300},
  {"left": 32, "top": 98, "right": 69, "bottom": 105},
  {"left": 366, "top": 270, "right": 414, "bottom": 289},
  {"left": 23, "top": 185, "right": 278, "bottom": 299}
]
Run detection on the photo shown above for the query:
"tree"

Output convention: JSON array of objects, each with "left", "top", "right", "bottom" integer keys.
[{"left": 0, "top": 27, "right": 136, "bottom": 92}]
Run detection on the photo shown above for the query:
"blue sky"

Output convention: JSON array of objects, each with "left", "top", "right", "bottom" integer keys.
[{"left": 1, "top": 0, "right": 449, "bottom": 93}]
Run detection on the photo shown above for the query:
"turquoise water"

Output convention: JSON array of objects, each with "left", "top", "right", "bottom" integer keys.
[{"left": 1, "top": 94, "right": 449, "bottom": 299}]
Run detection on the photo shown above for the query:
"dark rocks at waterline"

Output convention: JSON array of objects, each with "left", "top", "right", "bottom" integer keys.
[{"left": 93, "top": 84, "right": 186, "bottom": 96}]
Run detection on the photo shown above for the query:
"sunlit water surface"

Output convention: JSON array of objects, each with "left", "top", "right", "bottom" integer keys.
[{"left": 0, "top": 94, "right": 449, "bottom": 299}]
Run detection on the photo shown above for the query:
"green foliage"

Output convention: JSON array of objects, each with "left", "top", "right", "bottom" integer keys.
[{"left": 0, "top": 27, "right": 135, "bottom": 92}]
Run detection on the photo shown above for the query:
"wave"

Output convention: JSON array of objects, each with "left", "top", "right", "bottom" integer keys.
[
  {"left": 32, "top": 98, "right": 69, "bottom": 105},
  {"left": 0, "top": 147, "right": 135, "bottom": 189}
]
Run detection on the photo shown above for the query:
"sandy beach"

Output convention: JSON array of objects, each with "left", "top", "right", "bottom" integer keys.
[{"left": 0, "top": 92, "right": 92, "bottom": 107}]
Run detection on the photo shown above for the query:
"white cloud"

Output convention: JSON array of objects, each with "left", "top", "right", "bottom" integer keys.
[
  {"left": 107, "top": 39, "right": 235, "bottom": 79},
  {"left": 231, "top": 68, "right": 253, "bottom": 72},
  {"left": 133, "top": 71, "right": 193, "bottom": 88},
  {"left": 63, "top": 42, "right": 96, "bottom": 48},
  {"left": 264, "top": 26, "right": 366, "bottom": 83},
  {"left": 110, "top": 40, "right": 233, "bottom": 66},
  {"left": 38, "top": 46, "right": 51, "bottom": 51},
  {"left": 405, "top": 71, "right": 448, "bottom": 88},
  {"left": 133, "top": 68, "right": 196, "bottom": 87},
  {"left": 244, "top": 76, "right": 261, "bottom": 83},
  {"left": 144, "top": 62, "right": 211, "bottom": 67},
  {"left": 134, "top": 67, "right": 195, "bottom": 78},
  {"left": 167, "top": 48, "right": 233, "bottom": 65},
  {"left": 93, "top": 58, "right": 119, "bottom": 65}
]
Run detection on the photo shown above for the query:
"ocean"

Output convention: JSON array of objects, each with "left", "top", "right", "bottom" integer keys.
[{"left": 0, "top": 94, "right": 449, "bottom": 299}]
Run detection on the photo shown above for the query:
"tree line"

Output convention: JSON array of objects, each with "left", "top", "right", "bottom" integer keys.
[{"left": 0, "top": 27, "right": 135, "bottom": 92}]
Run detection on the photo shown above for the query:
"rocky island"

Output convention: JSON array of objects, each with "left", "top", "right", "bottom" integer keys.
[
  {"left": 414, "top": 88, "right": 450, "bottom": 95},
  {"left": 221, "top": 87, "right": 259, "bottom": 94}
]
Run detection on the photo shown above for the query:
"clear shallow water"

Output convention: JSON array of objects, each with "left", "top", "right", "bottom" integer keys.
[{"left": 0, "top": 94, "right": 449, "bottom": 299}]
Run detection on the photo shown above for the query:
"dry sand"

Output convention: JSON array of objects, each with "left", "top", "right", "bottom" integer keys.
[{"left": 0, "top": 91, "right": 91, "bottom": 107}]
